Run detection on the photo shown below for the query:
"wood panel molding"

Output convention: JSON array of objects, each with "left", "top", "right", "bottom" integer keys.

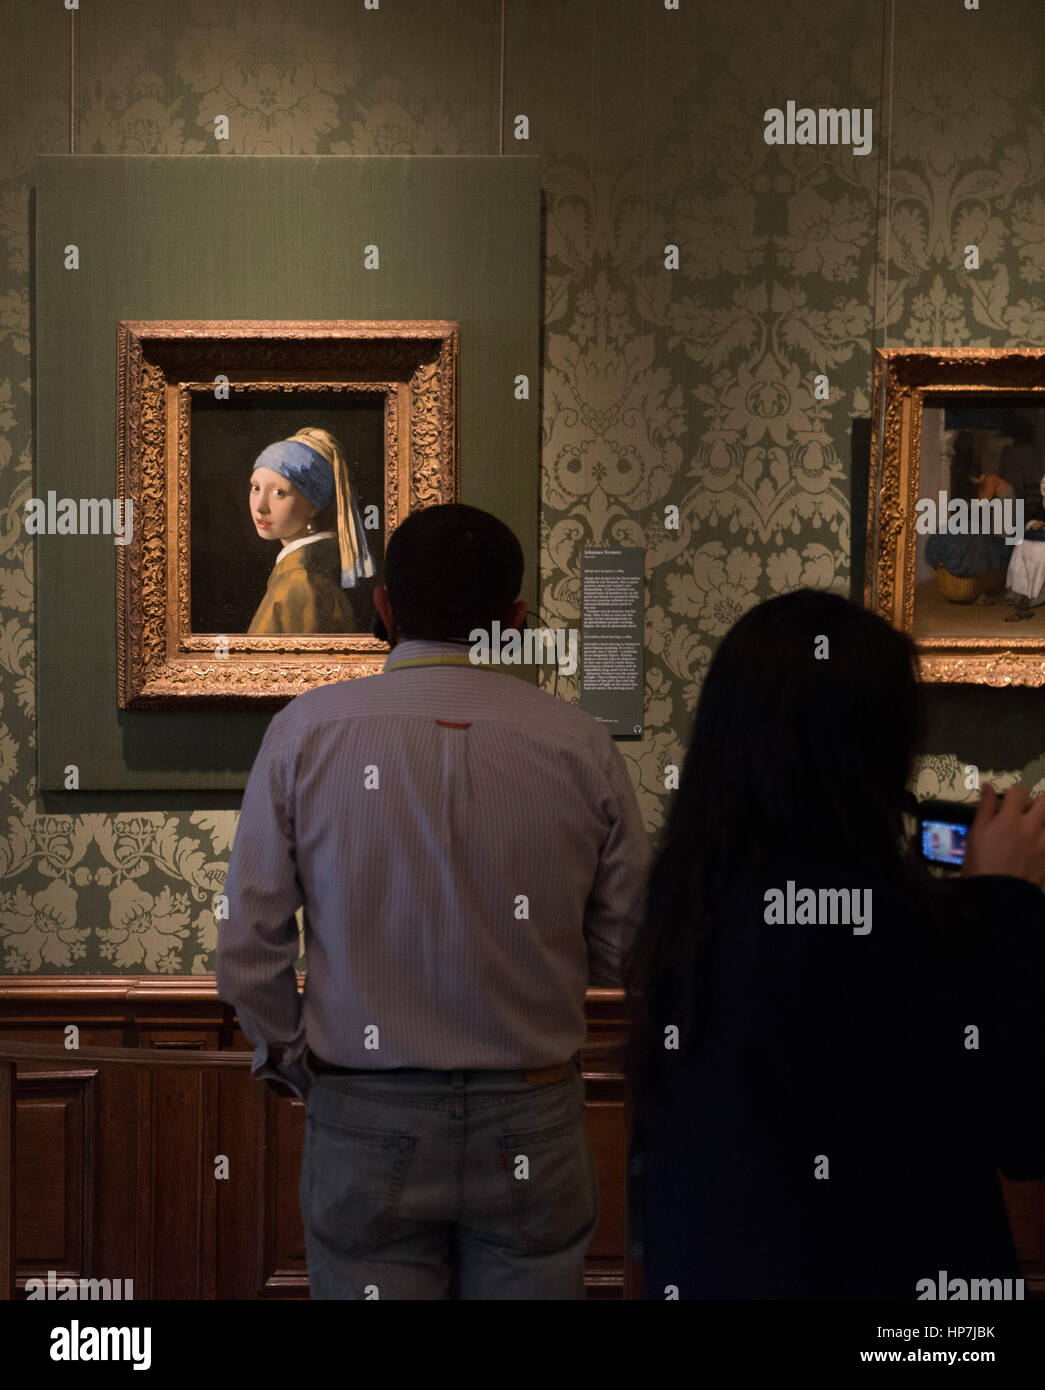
[
  {"left": 0, "top": 978, "right": 636, "bottom": 1300},
  {"left": 4, "top": 976, "right": 1041, "bottom": 1300}
]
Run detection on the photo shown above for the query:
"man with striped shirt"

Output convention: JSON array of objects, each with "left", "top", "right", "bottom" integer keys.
[{"left": 217, "top": 504, "right": 649, "bottom": 1299}]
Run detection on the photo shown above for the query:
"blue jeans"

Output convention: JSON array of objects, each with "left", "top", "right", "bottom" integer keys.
[{"left": 298, "top": 1052, "right": 598, "bottom": 1299}]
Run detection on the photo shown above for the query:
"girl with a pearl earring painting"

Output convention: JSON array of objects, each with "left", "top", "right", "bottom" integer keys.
[{"left": 247, "top": 426, "right": 375, "bottom": 634}]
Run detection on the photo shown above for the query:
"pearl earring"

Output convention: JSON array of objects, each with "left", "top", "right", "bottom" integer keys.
[{"left": 307, "top": 518, "right": 315, "bottom": 533}]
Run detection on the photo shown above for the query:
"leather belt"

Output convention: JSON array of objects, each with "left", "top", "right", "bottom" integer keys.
[
  {"left": 523, "top": 1061, "right": 571, "bottom": 1084},
  {"left": 309, "top": 1051, "right": 572, "bottom": 1086}
]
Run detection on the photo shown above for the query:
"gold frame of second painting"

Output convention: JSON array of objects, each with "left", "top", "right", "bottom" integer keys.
[
  {"left": 116, "top": 319, "right": 459, "bottom": 708},
  {"left": 866, "top": 347, "right": 1045, "bottom": 687}
]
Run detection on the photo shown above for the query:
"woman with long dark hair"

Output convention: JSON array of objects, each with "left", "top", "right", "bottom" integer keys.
[{"left": 625, "top": 589, "right": 1045, "bottom": 1299}]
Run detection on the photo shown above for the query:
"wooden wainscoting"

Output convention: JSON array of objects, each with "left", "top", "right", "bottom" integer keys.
[
  {"left": 0, "top": 979, "right": 638, "bottom": 1300},
  {"left": 4, "top": 978, "right": 1041, "bottom": 1301}
]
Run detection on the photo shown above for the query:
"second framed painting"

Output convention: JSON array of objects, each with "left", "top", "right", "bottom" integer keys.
[
  {"left": 867, "top": 348, "right": 1045, "bottom": 686},
  {"left": 116, "top": 320, "right": 459, "bottom": 707}
]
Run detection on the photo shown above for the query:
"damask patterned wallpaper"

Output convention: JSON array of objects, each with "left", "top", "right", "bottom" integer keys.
[{"left": 0, "top": 0, "right": 1042, "bottom": 975}]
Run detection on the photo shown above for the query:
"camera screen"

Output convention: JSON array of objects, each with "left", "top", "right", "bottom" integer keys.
[{"left": 921, "top": 820, "right": 969, "bottom": 867}]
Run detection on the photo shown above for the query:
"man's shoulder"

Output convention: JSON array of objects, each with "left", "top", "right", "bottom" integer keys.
[
  {"left": 502, "top": 675, "right": 616, "bottom": 741},
  {"left": 275, "top": 670, "right": 385, "bottom": 723},
  {"left": 278, "top": 667, "right": 618, "bottom": 756}
]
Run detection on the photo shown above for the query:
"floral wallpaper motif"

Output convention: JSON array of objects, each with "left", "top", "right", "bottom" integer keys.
[
  {"left": 177, "top": 1, "right": 357, "bottom": 155},
  {"left": 0, "top": 0, "right": 1043, "bottom": 974},
  {"left": 0, "top": 803, "right": 229, "bottom": 973}
]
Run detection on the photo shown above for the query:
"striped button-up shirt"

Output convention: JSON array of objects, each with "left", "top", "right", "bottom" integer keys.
[{"left": 216, "top": 638, "right": 650, "bottom": 1092}]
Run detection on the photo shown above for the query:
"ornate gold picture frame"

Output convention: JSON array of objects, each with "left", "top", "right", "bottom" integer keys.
[
  {"left": 116, "top": 320, "right": 459, "bottom": 708},
  {"left": 867, "top": 348, "right": 1045, "bottom": 686}
]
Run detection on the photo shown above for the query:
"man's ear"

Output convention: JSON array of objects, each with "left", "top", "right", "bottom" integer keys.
[
  {"left": 373, "top": 586, "right": 396, "bottom": 644},
  {"left": 505, "top": 599, "right": 527, "bottom": 631}
]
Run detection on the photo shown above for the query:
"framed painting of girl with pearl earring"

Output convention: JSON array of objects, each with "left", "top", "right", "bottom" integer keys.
[{"left": 116, "top": 320, "right": 458, "bottom": 707}]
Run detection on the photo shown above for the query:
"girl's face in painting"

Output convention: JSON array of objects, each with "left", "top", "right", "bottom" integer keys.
[{"left": 249, "top": 468, "right": 316, "bottom": 544}]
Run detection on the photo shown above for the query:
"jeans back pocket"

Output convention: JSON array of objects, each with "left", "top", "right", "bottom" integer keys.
[
  {"left": 499, "top": 1106, "right": 598, "bottom": 1253},
  {"left": 302, "top": 1112, "right": 416, "bottom": 1255}
]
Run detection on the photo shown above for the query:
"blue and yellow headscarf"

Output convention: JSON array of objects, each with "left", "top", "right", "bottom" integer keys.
[{"left": 253, "top": 431, "right": 375, "bottom": 588}]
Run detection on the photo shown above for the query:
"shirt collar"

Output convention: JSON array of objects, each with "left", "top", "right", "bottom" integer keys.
[{"left": 381, "top": 637, "right": 476, "bottom": 673}]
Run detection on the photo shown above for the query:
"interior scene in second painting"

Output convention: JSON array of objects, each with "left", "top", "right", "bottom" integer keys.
[{"left": 913, "top": 399, "right": 1045, "bottom": 637}]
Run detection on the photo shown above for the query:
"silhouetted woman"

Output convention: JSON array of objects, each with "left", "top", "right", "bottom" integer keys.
[{"left": 625, "top": 590, "right": 1045, "bottom": 1299}]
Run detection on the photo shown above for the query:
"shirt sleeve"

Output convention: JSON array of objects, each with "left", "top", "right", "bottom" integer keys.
[
  {"left": 215, "top": 708, "right": 307, "bottom": 1087},
  {"left": 584, "top": 736, "right": 651, "bottom": 988}
]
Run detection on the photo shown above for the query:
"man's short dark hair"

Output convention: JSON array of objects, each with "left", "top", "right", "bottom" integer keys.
[{"left": 384, "top": 504, "right": 524, "bottom": 641}]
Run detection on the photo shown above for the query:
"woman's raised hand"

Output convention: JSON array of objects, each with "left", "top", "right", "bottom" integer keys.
[{"left": 962, "top": 783, "right": 1045, "bottom": 887}]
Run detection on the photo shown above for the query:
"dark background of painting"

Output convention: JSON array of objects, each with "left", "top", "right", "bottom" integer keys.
[
  {"left": 941, "top": 399, "right": 1045, "bottom": 445},
  {"left": 189, "top": 392, "right": 385, "bottom": 633},
  {"left": 938, "top": 398, "right": 1045, "bottom": 488},
  {"left": 933, "top": 398, "right": 1045, "bottom": 500}
]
